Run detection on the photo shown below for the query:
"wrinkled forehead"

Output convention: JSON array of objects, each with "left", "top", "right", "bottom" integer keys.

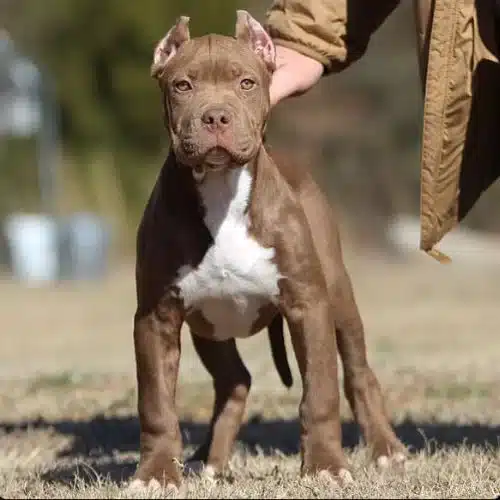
[{"left": 165, "top": 34, "right": 269, "bottom": 83}]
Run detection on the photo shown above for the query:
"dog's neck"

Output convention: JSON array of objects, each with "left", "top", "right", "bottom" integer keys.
[
  {"left": 166, "top": 145, "right": 269, "bottom": 234},
  {"left": 195, "top": 165, "right": 252, "bottom": 238}
]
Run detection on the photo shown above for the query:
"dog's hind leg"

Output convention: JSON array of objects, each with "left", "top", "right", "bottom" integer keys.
[
  {"left": 187, "top": 333, "right": 251, "bottom": 476},
  {"left": 332, "top": 270, "right": 407, "bottom": 467}
]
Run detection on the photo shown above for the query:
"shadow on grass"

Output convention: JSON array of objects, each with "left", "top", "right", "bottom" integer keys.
[{"left": 1, "top": 416, "right": 499, "bottom": 485}]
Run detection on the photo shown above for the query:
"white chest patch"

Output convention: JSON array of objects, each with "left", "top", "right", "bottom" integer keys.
[{"left": 176, "top": 167, "right": 281, "bottom": 340}]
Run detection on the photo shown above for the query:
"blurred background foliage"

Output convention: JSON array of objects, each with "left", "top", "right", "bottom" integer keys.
[
  {"left": 4, "top": 0, "right": 240, "bottom": 153},
  {"left": 1, "top": 0, "right": 499, "bottom": 255}
]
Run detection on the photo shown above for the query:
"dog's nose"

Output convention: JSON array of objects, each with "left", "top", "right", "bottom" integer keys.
[{"left": 201, "top": 107, "right": 231, "bottom": 130}]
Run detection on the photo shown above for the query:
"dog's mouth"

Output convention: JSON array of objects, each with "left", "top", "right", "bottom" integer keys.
[
  {"left": 190, "top": 146, "right": 246, "bottom": 182},
  {"left": 203, "top": 146, "right": 232, "bottom": 167}
]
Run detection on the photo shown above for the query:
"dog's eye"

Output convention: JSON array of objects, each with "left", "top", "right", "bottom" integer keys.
[
  {"left": 174, "top": 80, "right": 192, "bottom": 92},
  {"left": 240, "top": 78, "right": 256, "bottom": 90}
]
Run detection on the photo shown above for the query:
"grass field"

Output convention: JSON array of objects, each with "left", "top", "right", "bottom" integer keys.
[{"left": 1, "top": 249, "right": 500, "bottom": 498}]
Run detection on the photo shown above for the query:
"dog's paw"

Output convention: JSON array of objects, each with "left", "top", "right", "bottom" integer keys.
[
  {"left": 125, "top": 478, "right": 184, "bottom": 498},
  {"left": 125, "top": 478, "right": 164, "bottom": 495},
  {"left": 303, "top": 468, "right": 354, "bottom": 489},
  {"left": 329, "top": 467, "right": 354, "bottom": 487},
  {"left": 376, "top": 451, "right": 407, "bottom": 471}
]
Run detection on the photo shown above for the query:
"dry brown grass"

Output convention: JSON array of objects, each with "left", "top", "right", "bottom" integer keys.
[{"left": 1, "top": 249, "right": 500, "bottom": 498}]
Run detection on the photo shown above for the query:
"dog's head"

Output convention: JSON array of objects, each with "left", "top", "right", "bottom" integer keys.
[{"left": 151, "top": 11, "right": 275, "bottom": 176}]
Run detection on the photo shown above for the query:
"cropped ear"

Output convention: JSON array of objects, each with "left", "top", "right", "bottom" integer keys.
[
  {"left": 151, "top": 16, "right": 190, "bottom": 78},
  {"left": 235, "top": 10, "right": 276, "bottom": 72}
]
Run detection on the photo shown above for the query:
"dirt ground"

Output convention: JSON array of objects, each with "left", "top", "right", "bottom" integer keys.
[{"left": 1, "top": 248, "right": 500, "bottom": 498}]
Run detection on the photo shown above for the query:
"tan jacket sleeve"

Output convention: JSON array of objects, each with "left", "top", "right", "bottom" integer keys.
[{"left": 265, "top": 0, "right": 401, "bottom": 73}]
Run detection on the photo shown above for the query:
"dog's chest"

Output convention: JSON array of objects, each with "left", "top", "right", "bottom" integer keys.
[{"left": 176, "top": 168, "right": 281, "bottom": 339}]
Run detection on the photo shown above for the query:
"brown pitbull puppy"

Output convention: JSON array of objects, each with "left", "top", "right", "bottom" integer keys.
[{"left": 130, "top": 10, "right": 406, "bottom": 491}]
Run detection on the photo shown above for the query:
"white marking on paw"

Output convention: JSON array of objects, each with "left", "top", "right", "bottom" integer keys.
[
  {"left": 125, "top": 478, "right": 179, "bottom": 496},
  {"left": 314, "top": 468, "right": 353, "bottom": 487},
  {"left": 316, "top": 469, "right": 339, "bottom": 487},
  {"left": 126, "top": 478, "right": 161, "bottom": 492},
  {"left": 377, "top": 452, "right": 407, "bottom": 471},
  {"left": 376, "top": 455, "right": 390, "bottom": 470},
  {"left": 338, "top": 468, "right": 354, "bottom": 485}
]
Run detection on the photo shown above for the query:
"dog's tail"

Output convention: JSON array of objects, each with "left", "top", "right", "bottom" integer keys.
[{"left": 268, "top": 314, "right": 293, "bottom": 388}]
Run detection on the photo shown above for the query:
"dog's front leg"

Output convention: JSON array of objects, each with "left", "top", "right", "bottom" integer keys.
[
  {"left": 132, "top": 294, "right": 184, "bottom": 488},
  {"left": 280, "top": 281, "right": 351, "bottom": 482}
]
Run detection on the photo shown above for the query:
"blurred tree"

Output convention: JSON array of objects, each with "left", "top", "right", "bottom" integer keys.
[{"left": 5, "top": 0, "right": 240, "bottom": 154}]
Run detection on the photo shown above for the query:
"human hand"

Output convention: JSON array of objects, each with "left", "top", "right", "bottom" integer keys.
[{"left": 269, "top": 45, "right": 324, "bottom": 107}]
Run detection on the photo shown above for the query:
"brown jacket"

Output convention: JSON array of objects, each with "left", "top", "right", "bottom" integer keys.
[{"left": 265, "top": 0, "right": 500, "bottom": 261}]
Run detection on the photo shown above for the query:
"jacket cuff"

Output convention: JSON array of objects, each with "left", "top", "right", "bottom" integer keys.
[{"left": 270, "top": 37, "right": 333, "bottom": 74}]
